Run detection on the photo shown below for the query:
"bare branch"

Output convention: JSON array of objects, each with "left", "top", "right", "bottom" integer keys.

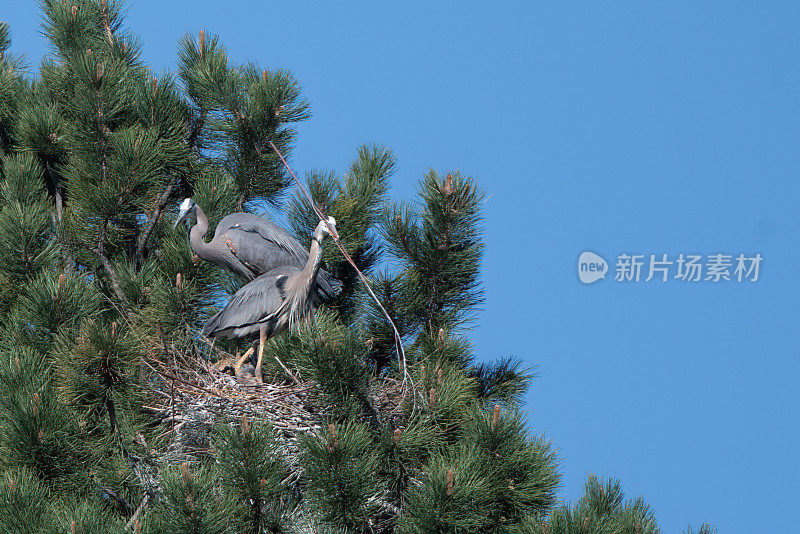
[
  {"left": 135, "top": 176, "right": 179, "bottom": 269},
  {"left": 125, "top": 494, "right": 150, "bottom": 532}
]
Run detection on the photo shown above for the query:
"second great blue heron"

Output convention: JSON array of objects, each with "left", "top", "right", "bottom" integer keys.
[
  {"left": 174, "top": 198, "right": 340, "bottom": 302},
  {"left": 202, "top": 217, "right": 338, "bottom": 383}
]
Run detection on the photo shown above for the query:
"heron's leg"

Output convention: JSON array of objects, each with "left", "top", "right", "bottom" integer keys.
[
  {"left": 254, "top": 327, "right": 266, "bottom": 384},
  {"left": 234, "top": 347, "right": 254, "bottom": 372},
  {"left": 208, "top": 338, "right": 229, "bottom": 371}
]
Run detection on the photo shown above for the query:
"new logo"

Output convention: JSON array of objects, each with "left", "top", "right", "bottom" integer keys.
[{"left": 578, "top": 251, "right": 608, "bottom": 284}]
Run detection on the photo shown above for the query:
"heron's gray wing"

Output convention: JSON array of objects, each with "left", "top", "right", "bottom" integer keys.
[
  {"left": 314, "top": 270, "right": 342, "bottom": 302},
  {"left": 217, "top": 213, "right": 342, "bottom": 300},
  {"left": 223, "top": 226, "right": 305, "bottom": 274},
  {"left": 202, "top": 268, "right": 294, "bottom": 337},
  {"left": 216, "top": 213, "right": 309, "bottom": 265}
]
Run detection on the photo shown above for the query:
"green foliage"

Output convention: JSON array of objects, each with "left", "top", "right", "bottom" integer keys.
[
  {"left": 530, "top": 475, "right": 661, "bottom": 534},
  {"left": 289, "top": 144, "right": 395, "bottom": 321},
  {"left": 684, "top": 524, "right": 718, "bottom": 534},
  {"left": 465, "top": 406, "right": 560, "bottom": 522},
  {"left": 51, "top": 497, "right": 125, "bottom": 534},
  {"left": 374, "top": 419, "right": 437, "bottom": 505},
  {"left": 412, "top": 358, "right": 478, "bottom": 438},
  {"left": 177, "top": 30, "right": 310, "bottom": 210},
  {"left": 0, "top": 347, "right": 88, "bottom": 487},
  {"left": 468, "top": 356, "right": 533, "bottom": 406},
  {"left": 271, "top": 309, "right": 375, "bottom": 422},
  {"left": 0, "top": 22, "right": 9, "bottom": 56},
  {"left": 361, "top": 271, "right": 417, "bottom": 374},
  {"left": 144, "top": 462, "right": 230, "bottom": 534},
  {"left": 300, "top": 419, "right": 380, "bottom": 532},
  {"left": 0, "top": 23, "right": 27, "bottom": 156},
  {"left": 39, "top": 0, "right": 136, "bottom": 61},
  {"left": 1, "top": 152, "right": 49, "bottom": 206},
  {"left": 382, "top": 170, "right": 485, "bottom": 334},
  {"left": 0, "top": 155, "right": 56, "bottom": 313},
  {"left": 0, "top": 468, "right": 54, "bottom": 534},
  {"left": 57, "top": 319, "right": 143, "bottom": 436},
  {"left": 214, "top": 418, "right": 294, "bottom": 533},
  {"left": 10, "top": 269, "right": 101, "bottom": 354},
  {"left": 398, "top": 441, "right": 495, "bottom": 533},
  {"left": 14, "top": 98, "right": 68, "bottom": 163},
  {"left": 398, "top": 406, "right": 559, "bottom": 534}
]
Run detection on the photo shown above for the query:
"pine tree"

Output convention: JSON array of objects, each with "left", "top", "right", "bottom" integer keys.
[
  {"left": 683, "top": 524, "right": 718, "bottom": 534},
  {"left": 0, "top": 4, "right": 715, "bottom": 533},
  {"left": 526, "top": 475, "right": 660, "bottom": 534}
]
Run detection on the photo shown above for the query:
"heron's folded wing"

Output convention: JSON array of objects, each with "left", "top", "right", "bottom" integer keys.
[
  {"left": 202, "top": 272, "right": 287, "bottom": 336},
  {"left": 226, "top": 215, "right": 342, "bottom": 300},
  {"left": 225, "top": 227, "right": 305, "bottom": 273},
  {"left": 224, "top": 214, "right": 309, "bottom": 263}
]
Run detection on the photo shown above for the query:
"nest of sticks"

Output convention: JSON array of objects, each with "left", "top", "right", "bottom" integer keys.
[
  {"left": 141, "top": 353, "right": 316, "bottom": 472},
  {"left": 139, "top": 346, "right": 409, "bottom": 473},
  {"left": 124, "top": 344, "right": 413, "bottom": 531}
]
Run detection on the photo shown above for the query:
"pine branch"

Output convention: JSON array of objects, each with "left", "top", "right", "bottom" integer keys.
[
  {"left": 43, "top": 159, "right": 75, "bottom": 272},
  {"left": 134, "top": 175, "right": 178, "bottom": 269},
  {"left": 96, "top": 221, "right": 130, "bottom": 310},
  {"left": 105, "top": 389, "right": 118, "bottom": 433},
  {"left": 98, "top": 0, "right": 116, "bottom": 47},
  {"left": 97, "top": 248, "right": 125, "bottom": 300},
  {"left": 125, "top": 494, "right": 150, "bottom": 531},
  {"left": 100, "top": 485, "right": 133, "bottom": 516}
]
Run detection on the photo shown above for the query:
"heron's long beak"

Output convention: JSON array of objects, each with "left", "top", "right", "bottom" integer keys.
[
  {"left": 323, "top": 217, "right": 339, "bottom": 240},
  {"left": 326, "top": 224, "right": 339, "bottom": 240},
  {"left": 174, "top": 208, "right": 189, "bottom": 228}
]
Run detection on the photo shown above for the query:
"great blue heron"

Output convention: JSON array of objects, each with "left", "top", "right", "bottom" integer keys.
[
  {"left": 174, "top": 198, "right": 339, "bottom": 301},
  {"left": 202, "top": 217, "right": 338, "bottom": 383}
]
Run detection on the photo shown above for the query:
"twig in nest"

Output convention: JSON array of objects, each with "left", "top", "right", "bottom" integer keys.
[
  {"left": 273, "top": 354, "right": 301, "bottom": 385},
  {"left": 155, "top": 420, "right": 186, "bottom": 440}
]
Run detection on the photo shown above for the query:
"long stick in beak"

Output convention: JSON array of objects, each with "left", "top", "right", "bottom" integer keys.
[
  {"left": 265, "top": 139, "right": 409, "bottom": 401},
  {"left": 324, "top": 217, "right": 339, "bottom": 240}
]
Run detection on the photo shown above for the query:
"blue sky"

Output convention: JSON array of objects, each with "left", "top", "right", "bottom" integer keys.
[{"left": 5, "top": 2, "right": 799, "bottom": 532}]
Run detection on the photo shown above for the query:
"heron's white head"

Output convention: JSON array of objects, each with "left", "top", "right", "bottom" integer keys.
[
  {"left": 174, "top": 198, "right": 197, "bottom": 227},
  {"left": 316, "top": 216, "right": 337, "bottom": 240}
]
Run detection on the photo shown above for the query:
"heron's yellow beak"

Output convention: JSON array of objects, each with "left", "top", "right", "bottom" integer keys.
[{"left": 174, "top": 208, "right": 190, "bottom": 228}]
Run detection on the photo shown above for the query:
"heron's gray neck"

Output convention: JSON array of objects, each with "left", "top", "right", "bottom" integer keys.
[
  {"left": 303, "top": 230, "right": 326, "bottom": 283},
  {"left": 189, "top": 204, "right": 213, "bottom": 260}
]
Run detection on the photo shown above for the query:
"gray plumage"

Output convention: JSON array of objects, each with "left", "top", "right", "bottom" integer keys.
[
  {"left": 202, "top": 217, "right": 338, "bottom": 383},
  {"left": 201, "top": 265, "right": 302, "bottom": 339},
  {"left": 175, "top": 198, "right": 340, "bottom": 302}
]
